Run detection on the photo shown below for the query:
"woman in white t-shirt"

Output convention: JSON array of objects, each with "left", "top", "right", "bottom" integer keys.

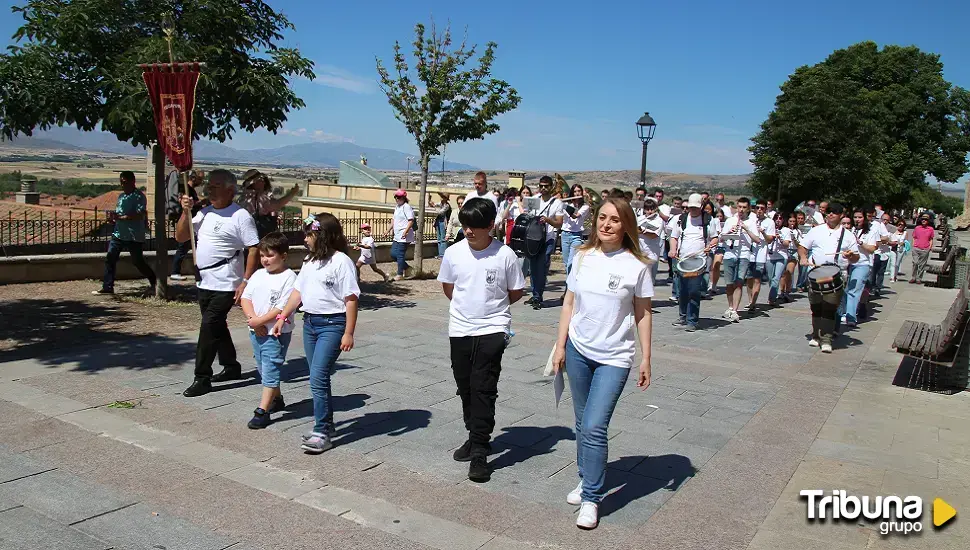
[
  {"left": 839, "top": 210, "right": 877, "bottom": 327},
  {"left": 550, "top": 197, "right": 654, "bottom": 530},
  {"left": 274, "top": 213, "right": 361, "bottom": 454},
  {"left": 383, "top": 189, "right": 415, "bottom": 280},
  {"left": 782, "top": 214, "right": 801, "bottom": 303},
  {"left": 767, "top": 213, "right": 791, "bottom": 305},
  {"left": 889, "top": 218, "right": 908, "bottom": 282},
  {"left": 561, "top": 184, "right": 591, "bottom": 276}
]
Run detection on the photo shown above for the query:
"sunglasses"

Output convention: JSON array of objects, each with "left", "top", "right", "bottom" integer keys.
[
  {"left": 755, "top": 205, "right": 766, "bottom": 210},
  {"left": 538, "top": 184, "right": 552, "bottom": 188},
  {"left": 807, "top": 203, "right": 816, "bottom": 207}
]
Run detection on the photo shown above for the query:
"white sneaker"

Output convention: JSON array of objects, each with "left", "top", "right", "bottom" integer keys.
[
  {"left": 576, "top": 501, "right": 599, "bottom": 530},
  {"left": 170, "top": 274, "right": 186, "bottom": 281},
  {"left": 567, "top": 481, "right": 583, "bottom": 505},
  {"left": 809, "top": 339, "right": 820, "bottom": 347},
  {"left": 840, "top": 315, "right": 847, "bottom": 325},
  {"left": 731, "top": 310, "right": 741, "bottom": 323},
  {"left": 821, "top": 343, "right": 833, "bottom": 353},
  {"left": 721, "top": 308, "right": 733, "bottom": 320}
]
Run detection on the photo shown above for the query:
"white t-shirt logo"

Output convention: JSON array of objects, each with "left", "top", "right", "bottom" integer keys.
[
  {"left": 324, "top": 274, "right": 336, "bottom": 288},
  {"left": 212, "top": 222, "right": 223, "bottom": 234},
  {"left": 485, "top": 269, "right": 497, "bottom": 285},
  {"left": 269, "top": 289, "right": 281, "bottom": 304},
  {"left": 608, "top": 274, "right": 622, "bottom": 291}
]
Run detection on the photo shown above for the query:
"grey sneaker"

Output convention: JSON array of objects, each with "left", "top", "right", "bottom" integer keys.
[
  {"left": 301, "top": 433, "right": 333, "bottom": 454},
  {"left": 170, "top": 274, "right": 186, "bottom": 281},
  {"left": 302, "top": 426, "right": 336, "bottom": 441}
]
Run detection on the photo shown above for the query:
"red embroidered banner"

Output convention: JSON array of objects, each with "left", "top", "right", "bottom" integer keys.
[{"left": 142, "top": 63, "right": 201, "bottom": 172}]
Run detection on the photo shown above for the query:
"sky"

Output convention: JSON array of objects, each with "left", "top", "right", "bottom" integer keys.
[{"left": 1, "top": 0, "right": 969, "bottom": 175}]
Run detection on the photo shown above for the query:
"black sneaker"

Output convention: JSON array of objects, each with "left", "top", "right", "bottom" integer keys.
[
  {"left": 453, "top": 440, "right": 472, "bottom": 462},
  {"left": 248, "top": 408, "right": 271, "bottom": 429},
  {"left": 268, "top": 395, "right": 286, "bottom": 414},
  {"left": 182, "top": 379, "right": 212, "bottom": 397},
  {"left": 524, "top": 297, "right": 537, "bottom": 306},
  {"left": 468, "top": 455, "right": 491, "bottom": 483},
  {"left": 211, "top": 368, "right": 243, "bottom": 383},
  {"left": 532, "top": 301, "right": 542, "bottom": 310}
]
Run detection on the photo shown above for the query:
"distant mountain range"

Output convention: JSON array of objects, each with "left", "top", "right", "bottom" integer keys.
[{"left": 0, "top": 127, "right": 477, "bottom": 171}]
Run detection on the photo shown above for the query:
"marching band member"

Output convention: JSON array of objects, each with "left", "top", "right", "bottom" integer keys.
[{"left": 669, "top": 194, "right": 719, "bottom": 332}]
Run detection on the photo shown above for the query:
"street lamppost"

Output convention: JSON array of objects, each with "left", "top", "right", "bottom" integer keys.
[
  {"left": 775, "top": 159, "right": 787, "bottom": 206},
  {"left": 636, "top": 112, "right": 657, "bottom": 186},
  {"left": 406, "top": 156, "right": 413, "bottom": 189}
]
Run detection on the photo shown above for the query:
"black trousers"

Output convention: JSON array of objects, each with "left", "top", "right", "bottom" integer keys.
[
  {"left": 450, "top": 333, "right": 506, "bottom": 454},
  {"left": 808, "top": 287, "right": 843, "bottom": 346},
  {"left": 195, "top": 289, "right": 241, "bottom": 380}
]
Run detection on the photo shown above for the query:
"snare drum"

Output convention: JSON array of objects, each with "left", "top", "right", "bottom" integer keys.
[
  {"left": 807, "top": 265, "right": 844, "bottom": 294},
  {"left": 676, "top": 255, "right": 707, "bottom": 278}
]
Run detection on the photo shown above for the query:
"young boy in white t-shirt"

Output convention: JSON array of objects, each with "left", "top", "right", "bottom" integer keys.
[
  {"left": 352, "top": 223, "right": 389, "bottom": 283},
  {"left": 240, "top": 232, "right": 297, "bottom": 429},
  {"left": 437, "top": 197, "right": 526, "bottom": 483}
]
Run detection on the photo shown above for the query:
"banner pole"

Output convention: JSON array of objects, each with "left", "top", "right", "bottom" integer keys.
[{"left": 182, "top": 170, "right": 198, "bottom": 266}]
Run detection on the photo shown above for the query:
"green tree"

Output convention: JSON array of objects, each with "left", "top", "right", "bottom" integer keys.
[
  {"left": 749, "top": 42, "right": 970, "bottom": 210},
  {"left": 0, "top": 0, "right": 314, "bottom": 297},
  {"left": 377, "top": 21, "right": 521, "bottom": 275}
]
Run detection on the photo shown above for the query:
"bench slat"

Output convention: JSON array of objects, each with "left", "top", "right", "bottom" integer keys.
[{"left": 894, "top": 320, "right": 916, "bottom": 350}]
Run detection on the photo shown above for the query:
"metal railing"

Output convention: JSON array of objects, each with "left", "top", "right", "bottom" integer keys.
[{"left": 0, "top": 210, "right": 439, "bottom": 256}]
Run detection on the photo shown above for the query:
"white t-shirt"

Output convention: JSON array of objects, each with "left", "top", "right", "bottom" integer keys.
[
  {"left": 749, "top": 217, "right": 777, "bottom": 263},
  {"left": 393, "top": 203, "right": 415, "bottom": 243},
  {"left": 437, "top": 239, "right": 526, "bottom": 337},
  {"left": 566, "top": 248, "right": 654, "bottom": 369},
  {"left": 295, "top": 252, "right": 361, "bottom": 314},
  {"left": 812, "top": 211, "right": 825, "bottom": 226},
  {"left": 527, "top": 195, "right": 563, "bottom": 241},
  {"left": 561, "top": 203, "right": 590, "bottom": 233},
  {"left": 242, "top": 268, "right": 297, "bottom": 333},
  {"left": 852, "top": 228, "right": 879, "bottom": 267},
  {"left": 719, "top": 204, "right": 733, "bottom": 218},
  {"left": 665, "top": 213, "right": 681, "bottom": 241},
  {"left": 720, "top": 216, "right": 758, "bottom": 261},
  {"left": 359, "top": 236, "right": 375, "bottom": 264},
  {"left": 800, "top": 224, "right": 860, "bottom": 267},
  {"left": 464, "top": 190, "right": 500, "bottom": 212},
  {"left": 890, "top": 230, "right": 907, "bottom": 251},
  {"left": 192, "top": 203, "right": 260, "bottom": 292},
  {"left": 669, "top": 214, "right": 718, "bottom": 259},
  {"left": 636, "top": 212, "right": 665, "bottom": 260},
  {"left": 871, "top": 220, "right": 891, "bottom": 257},
  {"left": 771, "top": 227, "right": 793, "bottom": 262}
]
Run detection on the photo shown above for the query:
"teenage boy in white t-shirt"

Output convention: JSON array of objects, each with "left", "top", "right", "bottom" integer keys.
[
  {"left": 866, "top": 206, "right": 891, "bottom": 295},
  {"left": 744, "top": 199, "right": 776, "bottom": 312},
  {"left": 241, "top": 232, "right": 297, "bottom": 429},
  {"left": 718, "top": 197, "right": 763, "bottom": 322},
  {"left": 438, "top": 197, "right": 526, "bottom": 483}
]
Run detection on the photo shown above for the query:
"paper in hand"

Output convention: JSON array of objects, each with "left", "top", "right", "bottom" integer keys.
[{"left": 554, "top": 369, "right": 565, "bottom": 408}]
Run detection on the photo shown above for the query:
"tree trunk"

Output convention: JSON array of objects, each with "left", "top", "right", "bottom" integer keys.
[
  {"left": 414, "top": 155, "right": 429, "bottom": 276},
  {"left": 152, "top": 144, "right": 169, "bottom": 299},
  {"left": 964, "top": 179, "right": 970, "bottom": 215}
]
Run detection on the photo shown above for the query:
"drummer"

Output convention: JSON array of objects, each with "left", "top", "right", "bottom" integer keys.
[
  {"left": 797, "top": 203, "right": 859, "bottom": 353},
  {"left": 669, "top": 193, "right": 719, "bottom": 332}
]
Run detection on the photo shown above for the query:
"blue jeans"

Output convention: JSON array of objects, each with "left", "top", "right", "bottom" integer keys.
[
  {"left": 871, "top": 255, "right": 887, "bottom": 292},
  {"left": 676, "top": 273, "right": 705, "bottom": 327},
  {"left": 249, "top": 331, "right": 292, "bottom": 388},
  {"left": 564, "top": 339, "right": 629, "bottom": 504},
  {"left": 390, "top": 241, "right": 409, "bottom": 276},
  {"left": 102, "top": 237, "right": 156, "bottom": 291},
  {"left": 767, "top": 259, "right": 786, "bottom": 302},
  {"left": 303, "top": 313, "right": 346, "bottom": 435},
  {"left": 561, "top": 231, "right": 585, "bottom": 275},
  {"left": 528, "top": 238, "right": 556, "bottom": 301},
  {"left": 839, "top": 265, "right": 870, "bottom": 324},
  {"left": 436, "top": 219, "right": 447, "bottom": 257}
]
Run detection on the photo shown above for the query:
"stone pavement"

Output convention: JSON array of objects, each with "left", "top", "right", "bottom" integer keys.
[{"left": 1, "top": 269, "right": 969, "bottom": 549}]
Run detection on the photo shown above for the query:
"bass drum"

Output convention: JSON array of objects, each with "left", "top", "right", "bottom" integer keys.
[{"left": 509, "top": 214, "right": 537, "bottom": 256}]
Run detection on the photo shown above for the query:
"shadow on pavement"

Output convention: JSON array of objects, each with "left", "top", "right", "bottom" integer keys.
[
  {"left": 490, "top": 426, "right": 575, "bottom": 472},
  {"left": 334, "top": 408, "right": 432, "bottom": 446},
  {"left": 600, "top": 454, "right": 696, "bottom": 518},
  {"left": 357, "top": 282, "right": 418, "bottom": 311},
  {"left": 0, "top": 298, "right": 195, "bottom": 370},
  {"left": 275, "top": 393, "right": 372, "bottom": 424}
]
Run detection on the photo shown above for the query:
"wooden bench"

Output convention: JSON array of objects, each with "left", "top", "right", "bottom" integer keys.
[
  {"left": 893, "top": 273, "right": 970, "bottom": 393},
  {"left": 927, "top": 244, "right": 957, "bottom": 279}
]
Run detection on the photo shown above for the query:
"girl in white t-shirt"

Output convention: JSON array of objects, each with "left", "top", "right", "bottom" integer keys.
[
  {"left": 782, "top": 214, "right": 801, "bottom": 302},
  {"left": 352, "top": 223, "right": 388, "bottom": 283},
  {"left": 274, "top": 213, "right": 361, "bottom": 454},
  {"left": 550, "top": 198, "right": 654, "bottom": 530},
  {"left": 839, "top": 210, "right": 878, "bottom": 326},
  {"left": 241, "top": 232, "right": 297, "bottom": 429},
  {"left": 767, "top": 213, "right": 791, "bottom": 305},
  {"left": 889, "top": 218, "right": 908, "bottom": 282}
]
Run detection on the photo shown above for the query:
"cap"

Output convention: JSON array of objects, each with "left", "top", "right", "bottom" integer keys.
[
  {"left": 686, "top": 193, "right": 703, "bottom": 208},
  {"left": 394, "top": 189, "right": 408, "bottom": 198},
  {"left": 359, "top": 223, "right": 371, "bottom": 230},
  {"left": 242, "top": 169, "right": 262, "bottom": 182}
]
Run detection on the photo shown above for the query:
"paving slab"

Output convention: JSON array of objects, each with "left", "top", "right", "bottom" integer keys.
[
  {"left": 0, "top": 506, "right": 111, "bottom": 550},
  {"left": 0, "top": 469, "right": 135, "bottom": 525},
  {"left": 74, "top": 502, "right": 235, "bottom": 550}
]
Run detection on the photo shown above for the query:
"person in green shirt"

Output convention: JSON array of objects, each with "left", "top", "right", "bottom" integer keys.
[{"left": 92, "top": 171, "right": 157, "bottom": 295}]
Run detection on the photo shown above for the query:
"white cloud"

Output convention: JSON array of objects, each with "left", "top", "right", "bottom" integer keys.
[
  {"left": 310, "top": 64, "right": 377, "bottom": 94},
  {"left": 278, "top": 127, "right": 354, "bottom": 143}
]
